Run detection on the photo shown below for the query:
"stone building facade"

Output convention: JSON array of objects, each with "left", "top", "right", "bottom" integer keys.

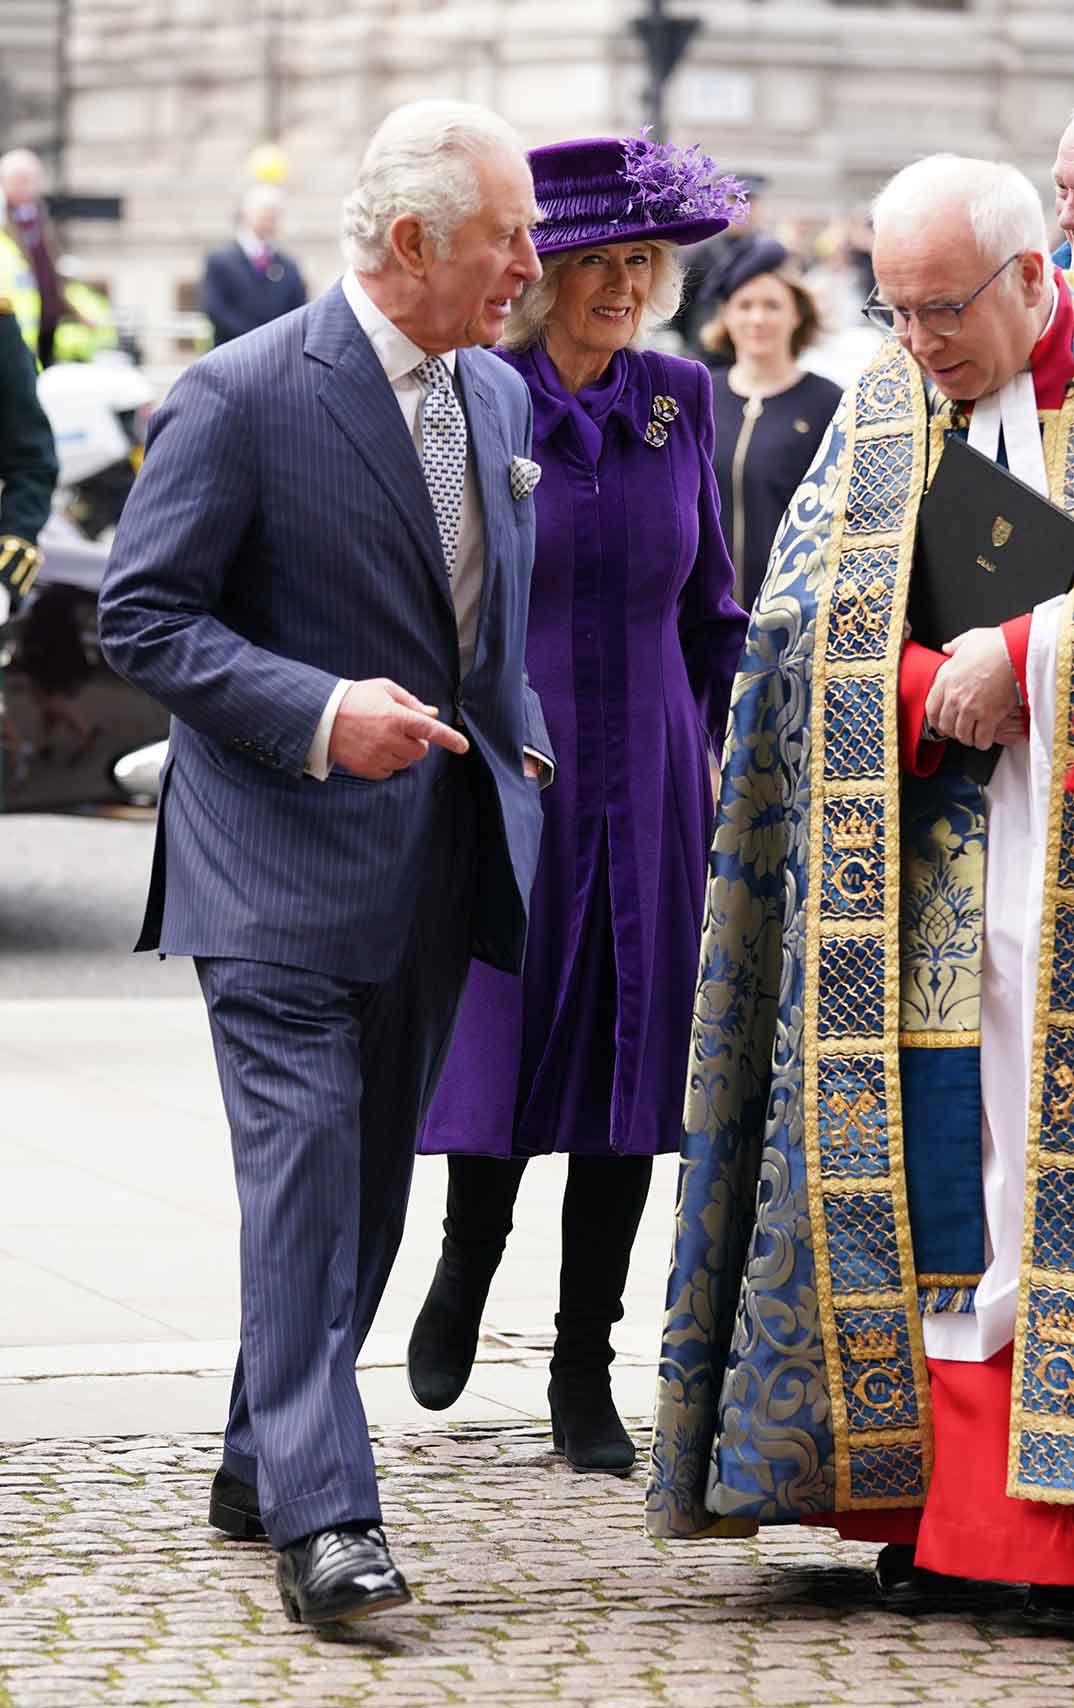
[{"left": 2, "top": 0, "right": 1074, "bottom": 346}]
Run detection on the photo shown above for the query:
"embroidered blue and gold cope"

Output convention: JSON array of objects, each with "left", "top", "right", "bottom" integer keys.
[{"left": 646, "top": 338, "right": 1074, "bottom": 1539}]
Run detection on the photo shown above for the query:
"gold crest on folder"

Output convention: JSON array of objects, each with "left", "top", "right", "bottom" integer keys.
[{"left": 991, "top": 515, "right": 1014, "bottom": 548}]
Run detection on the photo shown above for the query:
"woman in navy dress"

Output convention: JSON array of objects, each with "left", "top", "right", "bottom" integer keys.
[
  {"left": 700, "top": 236, "right": 841, "bottom": 612},
  {"left": 408, "top": 135, "right": 748, "bottom": 1474}
]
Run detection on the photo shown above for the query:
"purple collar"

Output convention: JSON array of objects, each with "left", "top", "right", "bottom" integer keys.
[{"left": 498, "top": 346, "right": 657, "bottom": 455}]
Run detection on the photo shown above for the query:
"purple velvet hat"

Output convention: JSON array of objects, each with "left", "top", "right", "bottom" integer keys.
[{"left": 529, "top": 131, "right": 748, "bottom": 258}]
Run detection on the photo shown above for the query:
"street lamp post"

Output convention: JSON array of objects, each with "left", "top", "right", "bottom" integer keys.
[{"left": 631, "top": 0, "right": 701, "bottom": 139}]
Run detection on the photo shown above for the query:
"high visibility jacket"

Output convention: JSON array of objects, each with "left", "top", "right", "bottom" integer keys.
[
  {"left": 53, "top": 281, "right": 119, "bottom": 362},
  {"left": 0, "top": 229, "right": 40, "bottom": 356}
]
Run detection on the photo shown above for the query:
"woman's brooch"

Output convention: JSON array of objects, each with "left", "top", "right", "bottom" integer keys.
[{"left": 645, "top": 395, "right": 679, "bottom": 448}]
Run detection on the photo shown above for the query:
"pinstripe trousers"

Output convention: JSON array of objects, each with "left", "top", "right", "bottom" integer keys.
[{"left": 196, "top": 763, "right": 479, "bottom": 1548}]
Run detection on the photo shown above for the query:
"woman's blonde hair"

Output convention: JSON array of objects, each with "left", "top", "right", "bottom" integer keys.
[
  {"left": 500, "top": 240, "right": 683, "bottom": 353},
  {"left": 700, "top": 262, "right": 821, "bottom": 360}
]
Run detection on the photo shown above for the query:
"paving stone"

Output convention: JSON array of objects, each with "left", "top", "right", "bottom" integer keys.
[{"left": 2, "top": 1423, "right": 1074, "bottom": 1706}]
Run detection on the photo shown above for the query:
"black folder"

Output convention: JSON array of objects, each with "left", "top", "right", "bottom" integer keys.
[{"left": 909, "top": 433, "right": 1074, "bottom": 780}]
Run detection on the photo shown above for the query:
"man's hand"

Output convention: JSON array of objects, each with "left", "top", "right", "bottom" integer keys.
[
  {"left": 993, "top": 710, "right": 1027, "bottom": 746},
  {"left": 327, "top": 678, "right": 469, "bottom": 779},
  {"left": 523, "top": 753, "right": 540, "bottom": 781},
  {"left": 925, "top": 627, "right": 1020, "bottom": 750}
]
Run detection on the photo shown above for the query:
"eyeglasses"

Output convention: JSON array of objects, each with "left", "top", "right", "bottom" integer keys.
[{"left": 861, "top": 253, "right": 1021, "bottom": 337}]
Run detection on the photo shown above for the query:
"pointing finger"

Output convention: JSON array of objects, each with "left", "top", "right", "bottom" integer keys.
[{"left": 407, "top": 712, "right": 469, "bottom": 755}]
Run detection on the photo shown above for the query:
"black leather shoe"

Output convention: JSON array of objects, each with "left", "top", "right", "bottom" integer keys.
[
  {"left": 874, "top": 1543, "right": 954, "bottom": 1610},
  {"left": 208, "top": 1469, "right": 265, "bottom": 1541},
  {"left": 276, "top": 1525, "right": 411, "bottom": 1626},
  {"left": 1023, "top": 1583, "right": 1074, "bottom": 1627},
  {"left": 548, "top": 1376, "right": 635, "bottom": 1475}
]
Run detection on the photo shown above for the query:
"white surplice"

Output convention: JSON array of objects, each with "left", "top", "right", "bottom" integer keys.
[{"left": 922, "top": 362, "right": 1065, "bottom": 1361}]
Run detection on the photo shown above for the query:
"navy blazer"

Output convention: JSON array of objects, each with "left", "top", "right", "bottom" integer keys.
[
  {"left": 201, "top": 239, "right": 307, "bottom": 344},
  {"left": 99, "top": 284, "right": 552, "bottom": 981}
]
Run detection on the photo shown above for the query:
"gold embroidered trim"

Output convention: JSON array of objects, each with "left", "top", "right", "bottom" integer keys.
[
  {"left": 850, "top": 1427, "right": 926, "bottom": 1448},
  {"left": 1021, "top": 1415, "right": 1074, "bottom": 1441},
  {"left": 898, "top": 1030, "right": 981, "bottom": 1049},
  {"left": 803, "top": 343, "right": 934, "bottom": 1512},
  {"left": 836, "top": 1290, "right": 905, "bottom": 1308},
  {"left": 1008, "top": 579, "right": 1074, "bottom": 1505},
  {"left": 917, "top": 1273, "right": 983, "bottom": 1287}
]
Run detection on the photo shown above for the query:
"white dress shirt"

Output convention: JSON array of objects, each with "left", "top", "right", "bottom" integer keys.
[{"left": 304, "top": 270, "right": 486, "bottom": 778}]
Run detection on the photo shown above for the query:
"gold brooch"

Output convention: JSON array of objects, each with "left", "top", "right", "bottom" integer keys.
[{"left": 645, "top": 394, "right": 679, "bottom": 448}]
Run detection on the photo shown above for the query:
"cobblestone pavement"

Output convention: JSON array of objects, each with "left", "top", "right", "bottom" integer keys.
[{"left": 2, "top": 1424, "right": 1073, "bottom": 1708}]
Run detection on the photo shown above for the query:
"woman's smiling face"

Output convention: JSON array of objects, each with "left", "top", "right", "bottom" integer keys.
[{"left": 549, "top": 243, "right": 655, "bottom": 359}]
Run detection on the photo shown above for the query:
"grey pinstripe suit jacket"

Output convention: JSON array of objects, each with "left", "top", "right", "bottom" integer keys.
[{"left": 99, "top": 283, "right": 551, "bottom": 981}]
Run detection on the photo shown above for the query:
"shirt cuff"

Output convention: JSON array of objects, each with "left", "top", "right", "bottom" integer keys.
[
  {"left": 523, "top": 745, "right": 555, "bottom": 789},
  {"left": 899, "top": 639, "right": 947, "bottom": 776},
  {"left": 1001, "top": 613, "right": 1032, "bottom": 732},
  {"left": 305, "top": 679, "right": 352, "bottom": 780}
]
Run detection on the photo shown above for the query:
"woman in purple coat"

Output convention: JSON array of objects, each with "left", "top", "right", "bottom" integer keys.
[{"left": 408, "top": 134, "right": 748, "bottom": 1474}]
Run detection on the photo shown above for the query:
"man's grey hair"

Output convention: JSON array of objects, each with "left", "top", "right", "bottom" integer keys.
[
  {"left": 0, "top": 148, "right": 43, "bottom": 188},
  {"left": 343, "top": 100, "right": 527, "bottom": 271},
  {"left": 240, "top": 182, "right": 283, "bottom": 222},
  {"left": 872, "top": 155, "right": 1049, "bottom": 284},
  {"left": 499, "top": 241, "right": 683, "bottom": 353}
]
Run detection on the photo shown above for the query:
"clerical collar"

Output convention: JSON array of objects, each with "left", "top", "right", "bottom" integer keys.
[{"left": 1028, "top": 266, "right": 1074, "bottom": 410}]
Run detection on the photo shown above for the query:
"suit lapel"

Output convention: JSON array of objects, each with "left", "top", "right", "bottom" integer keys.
[
  {"left": 457, "top": 351, "right": 509, "bottom": 652},
  {"left": 308, "top": 290, "right": 453, "bottom": 615}
]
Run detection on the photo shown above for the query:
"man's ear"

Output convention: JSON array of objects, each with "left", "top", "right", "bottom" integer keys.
[
  {"left": 390, "top": 215, "right": 431, "bottom": 280},
  {"left": 1021, "top": 249, "right": 1047, "bottom": 306}
]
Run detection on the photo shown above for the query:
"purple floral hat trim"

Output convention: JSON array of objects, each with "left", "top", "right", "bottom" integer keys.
[
  {"left": 529, "top": 131, "right": 748, "bottom": 257},
  {"left": 619, "top": 129, "right": 749, "bottom": 230}
]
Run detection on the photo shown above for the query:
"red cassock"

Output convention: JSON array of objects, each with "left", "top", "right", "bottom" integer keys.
[{"left": 806, "top": 284, "right": 1074, "bottom": 1584}]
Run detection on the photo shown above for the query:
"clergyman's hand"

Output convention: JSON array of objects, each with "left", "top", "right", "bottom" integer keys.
[
  {"left": 994, "top": 710, "right": 1027, "bottom": 747},
  {"left": 925, "top": 627, "right": 1019, "bottom": 750},
  {"left": 327, "top": 678, "right": 469, "bottom": 780}
]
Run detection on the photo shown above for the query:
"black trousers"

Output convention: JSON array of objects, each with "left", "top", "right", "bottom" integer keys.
[{"left": 445, "top": 1151, "right": 653, "bottom": 1362}]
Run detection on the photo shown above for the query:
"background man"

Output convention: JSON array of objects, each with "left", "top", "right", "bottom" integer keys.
[
  {"left": 1052, "top": 108, "right": 1074, "bottom": 268},
  {"left": 1, "top": 149, "right": 67, "bottom": 366},
  {"left": 200, "top": 182, "right": 307, "bottom": 345},
  {"left": 99, "top": 98, "right": 548, "bottom": 1631},
  {"left": 0, "top": 296, "right": 58, "bottom": 626},
  {"left": 648, "top": 154, "right": 1074, "bottom": 1625}
]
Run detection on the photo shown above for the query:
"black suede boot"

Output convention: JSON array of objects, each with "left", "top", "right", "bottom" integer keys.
[
  {"left": 407, "top": 1155, "right": 527, "bottom": 1410},
  {"left": 548, "top": 1154, "right": 653, "bottom": 1474}
]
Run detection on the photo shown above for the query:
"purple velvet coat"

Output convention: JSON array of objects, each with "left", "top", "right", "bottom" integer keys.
[{"left": 419, "top": 345, "right": 747, "bottom": 1158}]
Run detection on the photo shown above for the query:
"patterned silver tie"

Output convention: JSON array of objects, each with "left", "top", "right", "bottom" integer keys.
[{"left": 413, "top": 355, "right": 468, "bottom": 575}]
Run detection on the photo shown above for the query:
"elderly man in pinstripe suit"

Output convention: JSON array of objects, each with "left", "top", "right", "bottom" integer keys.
[{"left": 99, "top": 100, "right": 549, "bottom": 1629}]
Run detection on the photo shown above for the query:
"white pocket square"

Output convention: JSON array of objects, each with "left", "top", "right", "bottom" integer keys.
[{"left": 509, "top": 456, "right": 542, "bottom": 501}]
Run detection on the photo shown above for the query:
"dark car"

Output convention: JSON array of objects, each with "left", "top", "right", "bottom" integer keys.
[{"left": 0, "top": 524, "right": 168, "bottom": 813}]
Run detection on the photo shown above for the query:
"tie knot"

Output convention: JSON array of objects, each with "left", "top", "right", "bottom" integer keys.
[{"left": 414, "top": 354, "right": 453, "bottom": 393}]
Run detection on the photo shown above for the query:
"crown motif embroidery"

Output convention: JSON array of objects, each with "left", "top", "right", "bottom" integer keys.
[
  {"left": 1039, "top": 1307, "right": 1074, "bottom": 1347},
  {"left": 831, "top": 807, "right": 878, "bottom": 853},
  {"left": 1050, "top": 1063, "right": 1074, "bottom": 1125},
  {"left": 846, "top": 1326, "right": 899, "bottom": 1363}
]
